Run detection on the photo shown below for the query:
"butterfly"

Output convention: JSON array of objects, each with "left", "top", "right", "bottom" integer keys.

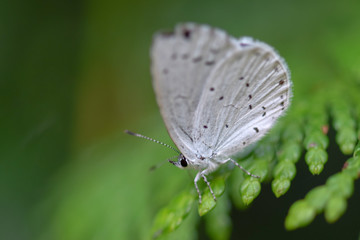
[{"left": 128, "top": 23, "right": 292, "bottom": 203}]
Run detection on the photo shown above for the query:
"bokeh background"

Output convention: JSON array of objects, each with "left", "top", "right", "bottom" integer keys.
[{"left": 1, "top": 0, "right": 360, "bottom": 239}]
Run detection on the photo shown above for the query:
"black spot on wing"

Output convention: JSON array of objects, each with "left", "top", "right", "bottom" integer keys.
[
  {"left": 203, "top": 125, "right": 208, "bottom": 129},
  {"left": 210, "top": 87, "right": 215, "bottom": 91},
  {"left": 193, "top": 56, "right": 202, "bottom": 63},
  {"left": 249, "top": 104, "right": 252, "bottom": 110},
  {"left": 219, "top": 96, "right": 224, "bottom": 100},
  {"left": 239, "top": 77, "right": 244, "bottom": 80},
  {"left": 254, "top": 127, "right": 259, "bottom": 133},
  {"left": 183, "top": 29, "right": 191, "bottom": 39},
  {"left": 248, "top": 94, "right": 252, "bottom": 100},
  {"left": 205, "top": 60, "right": 215, "bottom": 66}
]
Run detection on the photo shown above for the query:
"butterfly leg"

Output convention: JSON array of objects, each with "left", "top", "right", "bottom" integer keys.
[
  {"left": 201, "top": 171, "right": 217, "bottom": 202},
  {"left": 229, "top": 158, "right": 260, "bottom": 178},
  {"left": 194, "top": 171, "right": 217, "bottom": 203},
  {"left": 194, "top": 172, "right": 202, "bottom": 203}
]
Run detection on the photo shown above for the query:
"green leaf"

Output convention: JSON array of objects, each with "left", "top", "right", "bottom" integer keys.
[
  {"left": 326, "top": 173, "right": 354, "bottom": 198},
  {"left": 343, "top": 156, "right": 360, "bottom": 179},
  {"left": 336, "top": 128, "right": 357, "bottom": 154},
  {"left": 229, "top": 167, "right": 247, "bottom": 210},
  {"left": 273, "top": 161, "right": 296, "bottom": 180},
  {"left": 281, "top": 122, "right": 304, "bottom": 143},
  {"left": 151, "top": 190, "right": 195, "bottom": 238},
  {"left": 248, "top": 159, "right": 269, "bottom": 181},
  {"left": 205, "top": 194, "right": 232, "bottom": 240},
  {"left": 305, "top": 148, "right": 328, "bottom": 174},
  {"left": 353, "top": 142, "right": 360, "bottom": 158},
  {"left": 308, "top": 163, "right": 324, "bottom": 175},
  {"left": 254, "top": 140, "right": 276, "bottom": 162},
  {"left": 285, "top": 200, "right": 316, "bottom": 230},
  {"left": 304, "top": 131, "right": 329, "bottom": 150},
  {"left": 272, "top": 178, "right": 291, "bottom": 198},
  {"left": 240, "top": 178, "right": 261, "bottom": 205},
  {"left": 277, "top": 142, "right": 302, "bottom": 163},
  {"left": 198, "top": 177, "right": 226, "bottom": 216},
  {"left": 324, "top": 196, "right": 347, "bottom": 223},
  {"left": 305, "top": 186, "right": 331, "bottom": 213}
]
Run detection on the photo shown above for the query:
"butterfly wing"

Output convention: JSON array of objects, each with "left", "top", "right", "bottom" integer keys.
[
  {"left": 191, "top": 38, "right": 291, "bottom": 158},
  {"left": 151, "top": 23, "right": 239, "bottom": 159}
]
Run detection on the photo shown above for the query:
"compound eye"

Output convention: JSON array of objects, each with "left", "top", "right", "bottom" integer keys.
[{"left": 180, "top": 158, "right": 188, "bottom": 167}]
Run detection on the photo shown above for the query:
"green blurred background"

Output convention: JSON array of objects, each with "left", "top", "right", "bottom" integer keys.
[{"left": 1, "top": 0, "right": 360, "bottom": 239}]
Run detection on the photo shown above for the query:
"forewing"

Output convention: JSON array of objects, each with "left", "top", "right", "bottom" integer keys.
[
  {"left": 192, "top": 38, "right": 291, "bottom": 158},
  {"left": 151, "top": 23, "right": 238, "bottom": 158}
]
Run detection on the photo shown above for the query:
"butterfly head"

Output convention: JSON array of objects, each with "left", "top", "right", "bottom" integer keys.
[
  {"left": 169, "top": 154, "right": 189, "bottom": 169},
  {"left": 169, "top": 153, "right": 211, "bottom": 170},
  {"left": 169, "top": 154, "right": 189, "bottom": 168}
]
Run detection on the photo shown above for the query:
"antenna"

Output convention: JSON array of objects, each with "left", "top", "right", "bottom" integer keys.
[
  {"left": 149, "top": 155, "right": 178, "bottom": 171},
  {"left": 124, "top": 130, "right": 180, "bottom": 154}
]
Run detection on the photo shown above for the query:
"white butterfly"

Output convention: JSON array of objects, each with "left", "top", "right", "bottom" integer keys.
[{"left": 129, "top": 23, "right": 292, "bottom": 203}]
